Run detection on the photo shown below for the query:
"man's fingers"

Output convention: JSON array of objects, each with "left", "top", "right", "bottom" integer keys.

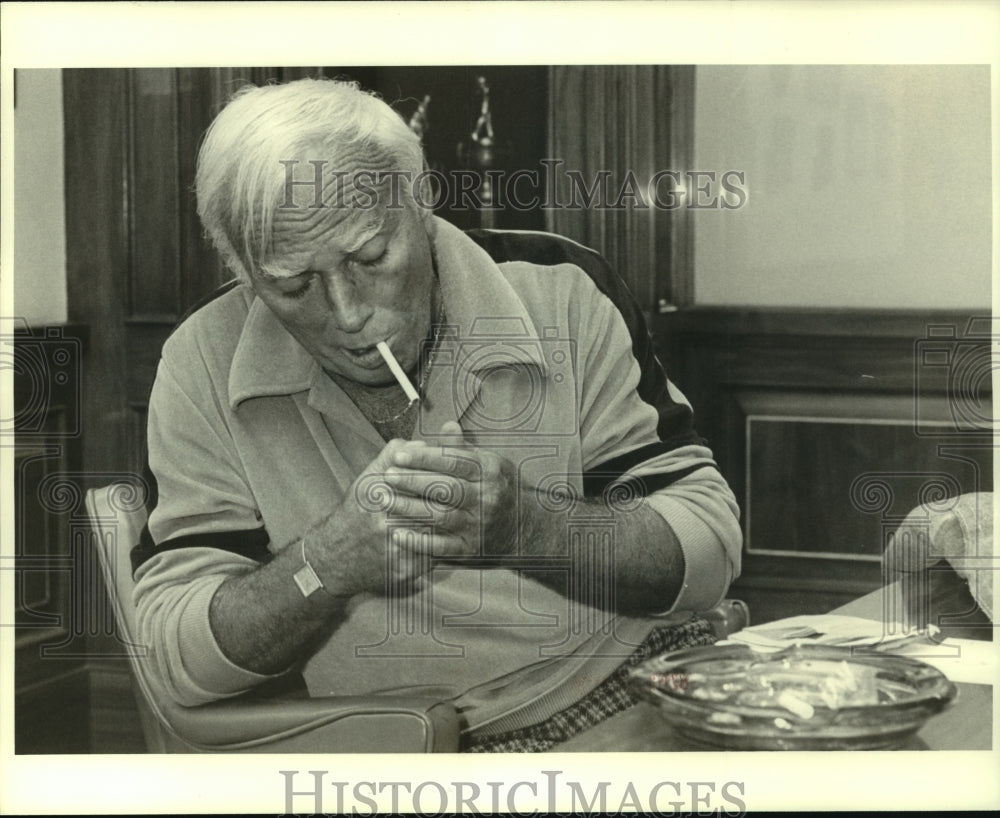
[
  {"left": 370, "top": 437, "right": 420, "bottom": 471},
  {"left": 386, "top": 493, "right": 476, "bottom": 534},
  {"left": 391, "top": 529, "right": 477, "bottom": 558},
  {"left": 436, "top": 420, "right": 468, "bottom": 447},
  {"left": 385, "top": 491, "right": 466, "bottom": 520},
  {"left": 383, "top": 469, "right": 468, "bottom": 506},
  {"left": 392, "top": 447, "right": 482, "bottom": 480}
]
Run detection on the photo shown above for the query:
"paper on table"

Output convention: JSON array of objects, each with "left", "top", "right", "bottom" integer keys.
[
  {"left": 718, "top": 614, "right": 998, "bottom": 686},
  {"left": 719, "top": 614, "right": 921, "bottom": 648},
  {"left": 891, "top": 638, "right": 998, "bottom": 686}
]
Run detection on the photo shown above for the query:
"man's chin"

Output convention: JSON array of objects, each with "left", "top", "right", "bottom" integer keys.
[{"left": 324, "top": 361, "right": 398, "bottom": 388}]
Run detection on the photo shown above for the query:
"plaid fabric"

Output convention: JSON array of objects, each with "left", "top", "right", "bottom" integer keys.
[{"left": 462, "top": 614, "right": 717, "bottom": 752}]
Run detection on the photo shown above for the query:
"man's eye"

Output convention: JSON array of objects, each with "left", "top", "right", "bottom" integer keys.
[
  {"left": 283, "top": 276, "right": 314, "bottom": 299},
  {"left": 354, "top": 249, "right": 387, "bottom": 269}
]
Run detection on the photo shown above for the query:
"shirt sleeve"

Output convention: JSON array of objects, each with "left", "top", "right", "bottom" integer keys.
[
  {"left": 134, "top": 347, "right": 283, "bottom": 706},
  {"left": 576, "top": 283, "right": 743, "bottom": 613}
]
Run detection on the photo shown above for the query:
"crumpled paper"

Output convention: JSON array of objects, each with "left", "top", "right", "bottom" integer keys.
[{"left": 884, "top": 491, "right": 994, "bottom": 623}]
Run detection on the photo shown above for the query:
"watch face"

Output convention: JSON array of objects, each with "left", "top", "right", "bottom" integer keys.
[{"left": 293, "top": 541, "right": 325, "bottom": 597}]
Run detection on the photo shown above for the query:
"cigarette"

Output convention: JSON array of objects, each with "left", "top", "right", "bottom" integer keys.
[
  {"left": 376, "top": 341, "right": 420, "bottom": 403},
  {"left": 777, "top": 691, "right": 815, "bottom": 720}
]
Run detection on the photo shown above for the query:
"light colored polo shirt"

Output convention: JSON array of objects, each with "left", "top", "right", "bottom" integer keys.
[{"left": 135, "top": 218, "right": 741, "bottom": 734}]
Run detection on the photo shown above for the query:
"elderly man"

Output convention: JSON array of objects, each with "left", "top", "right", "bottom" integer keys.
[{"left": 133, "top": 78, "right": 741, "bottom": 751}]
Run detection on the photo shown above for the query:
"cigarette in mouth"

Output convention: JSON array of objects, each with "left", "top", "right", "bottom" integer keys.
[{"left": 376, "top": 341, "right": 420, "bottom": 403}]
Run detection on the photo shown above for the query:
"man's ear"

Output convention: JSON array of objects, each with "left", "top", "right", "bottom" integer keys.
[{"left": 412, "top": 161, "right": 437, "bottom": 221}]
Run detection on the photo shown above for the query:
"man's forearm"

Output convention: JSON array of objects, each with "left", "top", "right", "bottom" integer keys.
[
  {"left": 208, "top": 539, "right": 351, "bottom": 675},
  {"left": 208, "top": 462, "right": 452, "bottom": 677},
  {"left": 516, "top": 491, "right": 685, "bottom": 614}
]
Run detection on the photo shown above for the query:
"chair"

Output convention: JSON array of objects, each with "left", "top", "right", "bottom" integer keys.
[{"left": 85, "top": 484, "right": 461, "bottom": 752}]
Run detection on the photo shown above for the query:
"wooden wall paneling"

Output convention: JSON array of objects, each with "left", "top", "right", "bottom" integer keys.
[
  {"left": 176, "top": 68, "right": 230, "bottom": 308},
  {"left": 63, "top": 68, "right": 178, "bottom": 753},
  {"left": 88, "top": 664, "right": 147, "bottom": 753},
  {"left": 663, "top": 66, "right": 694, "bottom": 309},
  {"left": 654, "top": 308, "right": 993, "bottom": 623},
  {"left": 15, "top": 668, "right": 91, "bottom": 754},
  {"left": 64, "top": 69, "right": 130, "bottom": 477},
  {"left": 548, "top": 65, "right": 691, "bottom": 316},
  {"left": 124, "top": 323, "right": 172, "bottom": 406},
  {"left": 14, "top": 444, "right": 73, "bottom": 691},
  {"left": 127, "top": 405, "right": 149, "bottom": 480},
  {"left": 12, "top": 325, "right": 91, "bottom": 752},
  {"left": 739, "top": 390, "right": 989, "bottom": 553},
  {"left": 128, "top": 69, "right": 181, "bottom": 320}
]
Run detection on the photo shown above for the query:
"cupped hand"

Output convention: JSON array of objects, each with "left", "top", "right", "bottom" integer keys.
[
  {"left": 379, "top": 421, "right": 521, "bottom": 558},
  {"left": 307, "top": 437, "right": 465, "bottom": 597}
]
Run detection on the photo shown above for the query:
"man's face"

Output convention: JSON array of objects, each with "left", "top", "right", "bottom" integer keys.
[{"left": 252, "top": 172, "right": 437, "bottom": 387}]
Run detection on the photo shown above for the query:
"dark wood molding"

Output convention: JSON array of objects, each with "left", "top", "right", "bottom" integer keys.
[
  {"left": 10, "top": 321, "right": 90, "bottom": 342},
  {"left": 655, "top": 306, "right": 992, "bottom": 340},
  {"left": 733, "top": 572, "right": 880, "bottom": 596}
]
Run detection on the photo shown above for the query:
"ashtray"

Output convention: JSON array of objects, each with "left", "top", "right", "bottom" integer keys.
[{"left": 627, "top": 643, "right": 957, "bottom": 750}]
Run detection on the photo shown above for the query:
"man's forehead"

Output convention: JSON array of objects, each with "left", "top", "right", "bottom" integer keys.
[
  {"left": 267, "top": 204, "right": 390, "bottom": 274},
  {"left": 266, "top": 146, "right": 405, "bottom": 273},
  {"left": 277, "top": 142, "right": 400, "bottom": 207}
]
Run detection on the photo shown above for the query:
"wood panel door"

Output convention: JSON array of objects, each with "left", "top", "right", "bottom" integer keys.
[
  {"left": 65, "top": 68, "right": 238, "bottom": 480},
  {"left": 60, "top": 67, "right": 235, "bottom": 752}
]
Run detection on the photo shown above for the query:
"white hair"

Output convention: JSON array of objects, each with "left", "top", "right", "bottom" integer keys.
[{"left": 195, "top": 78, "right": 425, "bottom": 281}]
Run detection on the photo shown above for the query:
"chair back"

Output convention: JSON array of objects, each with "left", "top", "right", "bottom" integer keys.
[{"left": 85, "top": 484, "right": 186, "bottom": 751}]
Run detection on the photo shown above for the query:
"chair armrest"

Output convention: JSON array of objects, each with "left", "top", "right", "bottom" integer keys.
[{"left": 159, "top": 693, "right": 460, "bottom": 753}]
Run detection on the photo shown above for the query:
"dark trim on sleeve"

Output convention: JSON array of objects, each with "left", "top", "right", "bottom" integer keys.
[
  {"left": 131, "top": 525, "right": 272, "bottom": 576},
  {"left": 136, "top": 277, "right": 264, "bottom": 579},
  {"left": 584, "top": 442, "right": 675, "bottom": 485},
  {"left": 584, "top": 463, "right": 714, "bottom": 499},
  {"left": 465, "top": 229, "right": 705, "bottom": 448}
]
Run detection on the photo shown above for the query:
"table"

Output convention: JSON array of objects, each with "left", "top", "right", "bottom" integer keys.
[{"left": 555, "top": 587, "right": 994, "bottom": 751}]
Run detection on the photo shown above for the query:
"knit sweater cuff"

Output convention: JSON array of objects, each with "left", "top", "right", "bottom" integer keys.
[
  {"left": 646, "top": 493, "right": 734, "bottom": 615},
  {"left": 175, "top": 579, "right": 283, "bottom": 703}
]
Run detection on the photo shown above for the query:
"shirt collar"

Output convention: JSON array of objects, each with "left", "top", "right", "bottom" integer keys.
[
  {"left": 227, "top": 216, "right": 546, "bottom": 411},
  {"left": 430, "top": 218, "right": 547, "bottom": 375},
  {"left": 228, "top": 296, "right": 317, "bottom": 409}
]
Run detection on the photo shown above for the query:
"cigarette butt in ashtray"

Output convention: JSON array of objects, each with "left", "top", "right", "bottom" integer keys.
[
  {"left": 377, "top": 341, "right": 420, "bottom": 403},
  {"left": 777, "top": 691, "right": 815, "bottom": 720}
]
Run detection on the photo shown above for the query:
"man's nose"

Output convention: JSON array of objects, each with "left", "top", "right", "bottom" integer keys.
[{"left": 323, "top": 274, "right": 373, "bottom": 333}]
